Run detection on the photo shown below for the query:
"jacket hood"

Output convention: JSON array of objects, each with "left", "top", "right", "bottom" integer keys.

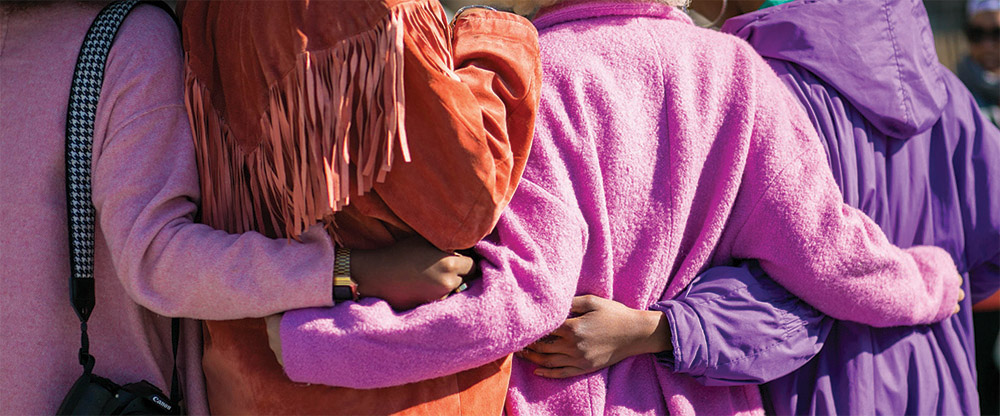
[{"left": 722, "top": 0, "right": 947, "bottom": 138}]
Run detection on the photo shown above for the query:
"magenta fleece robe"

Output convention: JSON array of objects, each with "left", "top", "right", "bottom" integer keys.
[
  {"left": 277, "top": 2, "right": 962, "bottom": 415},
  {"left": 0, "top": 4, "right": 337, "bottom": 414}
]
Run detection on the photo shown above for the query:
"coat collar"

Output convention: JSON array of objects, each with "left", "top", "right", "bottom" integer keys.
[{"left": 533, "top": 1, "right": 692, "bottom": 31}]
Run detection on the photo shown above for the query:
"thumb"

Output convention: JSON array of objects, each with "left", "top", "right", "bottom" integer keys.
[
  {"left": 265, "top": 314, "right": 284, "bottom": 367},
  {"left": 453, "top": 253, "right": 477, "bottom": 277}
]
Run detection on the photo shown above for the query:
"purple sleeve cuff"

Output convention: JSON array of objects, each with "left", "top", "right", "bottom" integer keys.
[
  {"left": 652, "top": 300, "right": 707, "bottom": 376},
  {"left": 969, "top": 254, "right": 999, "bottom": 305},
  {"left": 652, "top": 262, "right": 833, "bottom": 386}
]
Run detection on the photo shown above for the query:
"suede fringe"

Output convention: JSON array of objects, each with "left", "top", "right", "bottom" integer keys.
[{"left": 185, "top": 1, "right": 453, "bottom": 238}]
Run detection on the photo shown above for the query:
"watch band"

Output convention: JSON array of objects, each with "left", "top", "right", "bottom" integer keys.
[
  {"left": 454, "top": 5, "right": 497, "bottom": 16},
  {"left": 333, "top": 246, "right": 358, "bottom": 302},
  {"left": 452, "top": 5, "right": 498, "bottom": 28}
]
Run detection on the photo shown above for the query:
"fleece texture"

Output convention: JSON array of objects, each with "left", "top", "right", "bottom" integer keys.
[
  {"left": 278, "top": 2, "right": 962, "bottom": 415},
  {"left": 0, "top": 4, "right": 339, "bottom": 415},
  {"left": 504, "top": 2, "right": 962, "bottom": 415}
]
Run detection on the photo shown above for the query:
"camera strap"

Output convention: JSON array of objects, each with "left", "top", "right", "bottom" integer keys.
[{"left": 66, "top": 0, "right": 182, "bottom": 404}]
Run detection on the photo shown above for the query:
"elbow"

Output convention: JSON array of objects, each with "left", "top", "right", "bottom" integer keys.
[
  {"left": 475, "top": 267, "right": 574, "bottom": 354},
  {"left": 114, "top": 245, "right": 180, "bottom": 316},
  {"left": 122, "top": 259, "right": 197, "bottom": 318},
  {"left": 534, "top": 295, "right": 573, "bottom": 336},
  {"left": 119, "top": 261, "right": 202, "bottom": 318},
  {"left": 119, "top": 276, "right": 186, "bottom": 318},
  {"left": 511, "top": 277, "right": 575, "bottom": 347}
]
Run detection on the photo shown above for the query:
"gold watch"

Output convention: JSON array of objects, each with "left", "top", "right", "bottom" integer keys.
[{"left": 332, "top": 246, "right": 358, "bottom": 302}]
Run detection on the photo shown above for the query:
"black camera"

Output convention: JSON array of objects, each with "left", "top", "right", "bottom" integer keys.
[{"left": 57, "top": 372, "right": 181, "bottom": 415}]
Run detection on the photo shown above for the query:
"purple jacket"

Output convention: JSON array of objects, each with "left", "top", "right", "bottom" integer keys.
[{"left": 656, "top": 0, "right": 1000, "bottom": 414}]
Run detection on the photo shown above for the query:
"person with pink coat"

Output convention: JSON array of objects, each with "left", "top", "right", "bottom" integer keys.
[
  {"left": 270, "top": 1, "right": 963, "bottom": 414},
  {"left": 0, "top": 3, "right": 469, "bottom": 413}
]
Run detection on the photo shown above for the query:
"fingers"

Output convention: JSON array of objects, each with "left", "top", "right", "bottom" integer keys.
[
  {"left": 451, "top": 253, "right": 475, "bottom": 276},
  {"left": 548, "top": 320, "right": 576, "bottom": 339},
  {"left": 265, "top": 314, "right": 283, "bottom": 338},
  {"left": 517, "top": 349, "right": 576, "bottom": 369},
  {"left": 570, "top": 295, "right": 600, "bottom": 315},
  {"left": 446, "top": 273, "right": 465, "bottom": 292},
  {"left": 264, "top": 314, "right": 284, "bottom": 367},
  {"left": 466, "top": 256, "right": 481, "bottom": 280},
  {"left": 436, "top": 258, "right": 466, "bottom": 291},
  {"left": 534, "top": 366, "right": 590, "bottom": 379},
  {"left": 955, "top": 276, "right": 966, "bottom": 315},
  {"left": 526, "top": 335, "right": 568, "bottom": 354},
  {"left": 958, "top": 273, "right": 965, "bottom": 299}
]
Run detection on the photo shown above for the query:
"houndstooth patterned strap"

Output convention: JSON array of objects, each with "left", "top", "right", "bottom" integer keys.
[{"left": 65, "top": 0, "right": 140, "bottom": 322}]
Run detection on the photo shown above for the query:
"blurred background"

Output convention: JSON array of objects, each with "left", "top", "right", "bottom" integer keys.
[
  {"left": 924, "top": 0, "right": 977, "bottom": 71},
  {"left": 440, "top": 0, "right": 972, "bottom": 71},
  {"left": 159, "top": 1, "right": 976, "bottom": 71}
]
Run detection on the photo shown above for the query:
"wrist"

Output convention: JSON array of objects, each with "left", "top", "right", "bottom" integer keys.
[
  {"left": 348, "top": 248, "right": 378, "bottom": 299},
  {"left": 634, "top": 310, "right": 672, "bottom": 355}
]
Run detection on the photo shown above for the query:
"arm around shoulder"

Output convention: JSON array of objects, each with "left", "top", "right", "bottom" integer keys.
[
  {"left": 721, "top": 54, "right": 963, "bottom": 327},
  {"left": 91, "top": 6, "right": 336, "bottom": 320},
  {"left": 278, "top": 176, "right": 586, "bottom": 388}
]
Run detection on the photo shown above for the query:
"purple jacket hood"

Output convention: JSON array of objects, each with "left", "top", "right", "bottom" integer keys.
[{"left": 722, "top": 0, "right": 947, "bottom": 138}]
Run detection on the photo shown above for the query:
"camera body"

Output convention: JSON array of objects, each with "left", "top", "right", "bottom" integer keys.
[{"left": 57, "top": 372, "right": 181, "bottom": 415}]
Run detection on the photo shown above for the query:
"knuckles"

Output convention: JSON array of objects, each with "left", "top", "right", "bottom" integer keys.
[
  {"left": 563, "top": 319, "right": 580, "bottom": 334},
  {"left": 440, "top": 256, "right": 461, "bottom": 273},
  {"left": 577, "top": 294, "right": 599, "bottom": 308}
]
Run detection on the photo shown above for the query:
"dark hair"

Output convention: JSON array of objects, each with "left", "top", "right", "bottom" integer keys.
[{"left": 965, "top": 23, "right": 1000, "bottom": 43}]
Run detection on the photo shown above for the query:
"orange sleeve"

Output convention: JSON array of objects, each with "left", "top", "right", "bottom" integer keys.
[
  {"left": 974, "top": 290, "right": 1000, "bottom": 312},
  {"left": 373, "top": 6, "right": 542, "bottom": 251}
]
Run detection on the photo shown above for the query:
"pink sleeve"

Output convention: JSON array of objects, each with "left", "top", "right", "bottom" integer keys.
[
  {"left": 720, "top": 53, "right": 962, "bottom": 327},
  {"left": 89, "top": 6, "right": 335, "bottom": 319},
  {"left": 278, "top": 146, "right": 586, "bottom": 388}
]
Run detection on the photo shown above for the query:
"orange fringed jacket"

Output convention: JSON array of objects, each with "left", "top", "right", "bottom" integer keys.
[
  {"left": 181, "top": 0, "right": 540, "bottom": 251},
  {"left": 179, "top": 1, "right": 541, "bottom": 414}
]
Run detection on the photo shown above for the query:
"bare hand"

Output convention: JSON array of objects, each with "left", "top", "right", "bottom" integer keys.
[
  {"left": 517, "top": 295, "right": 670, "bottom": 379},
  {"left": 265, "top": 313, "right": 284, "bottom": 367},
  {"left": 955, "top": 275, "right": 965, "bottom": 315},
  {"left": 352, "top": 236, "right": 475, "bottom": 311}
]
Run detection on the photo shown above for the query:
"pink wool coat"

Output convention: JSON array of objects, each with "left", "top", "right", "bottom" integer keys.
[{"left": 277, "top": 2, "right": 962, "bottom": 415}]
